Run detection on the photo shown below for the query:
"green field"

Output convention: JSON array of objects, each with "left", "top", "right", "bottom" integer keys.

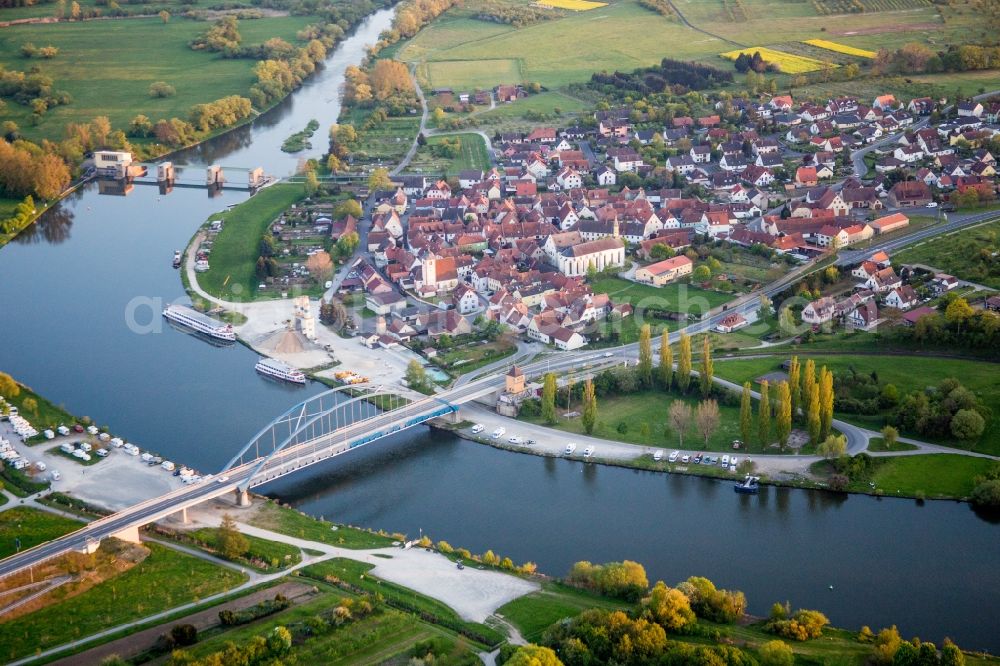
[
  {"left": 196, "top": 182, "right": 306, "bottom": 301},
  {"left": 424, "top": 58, "right": 522, "bottom": 89},
  {"left": 0, "top": 507, "right": 82, "bottom": 559},
  {"left": 497, "top": 582, "right": 626, "bottom": 641},
  {"left": 185, "top": 527, "right": 303, "bottom": 571},
  {"left": 713, "top": 354, "right": 1000, "bottom": 454},
  {"left": 247, "top": 500, "right": 396, "bottom": 549},
  {"left": 0, "top": 15, "right": 312, "bottom": 143},
  {"left": 893, "top": 217, "right": 1000, "bottom": 290},
  {"left": 591, "top": 276, "right": 735, "bottom": 316},
  {"left": 398, "top": 0, "right": 720, "bottom": 88},
  {"left": 522, "top": 387, "right": 766, "bottom": 454},
  {"left": 411, "top": 133, "right": 491, "bottom": 176},
  {"left": 300, "top": 558, "right": 505, "bottom": 647},
  {"left": 0, "top": 542, "right": 246, "bottom": 662},
  {"left": 868, "top": 454, "right": 996, "bottom": 499}
]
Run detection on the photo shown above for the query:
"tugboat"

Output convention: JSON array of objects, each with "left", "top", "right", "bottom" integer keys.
[
  {"left": 172, "top": 250, "right": 182, "bottom": 268},
  {"left": 734, "top": 474, "right": 760, "bottom": 495}
]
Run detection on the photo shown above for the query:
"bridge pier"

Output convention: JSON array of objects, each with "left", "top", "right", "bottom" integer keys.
[
  {"left": 110, "top": 525, "right": 142, "bottom": 545},
  {"left": 173, "top": 507, "right": 189, "bottom": 524},
  {"left": 235, "top": 488, "right": 252, "bottom": 507}
]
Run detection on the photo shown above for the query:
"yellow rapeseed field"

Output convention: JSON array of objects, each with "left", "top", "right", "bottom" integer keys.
[
  {"left": 537, "top": 0, "right": 607, "bottom": 10},
  {"left": 804, "top": 39, "right": 877, "bottom": 59},
  {"left": 720, "top": 47, "right": 835, "bottom": 74}
]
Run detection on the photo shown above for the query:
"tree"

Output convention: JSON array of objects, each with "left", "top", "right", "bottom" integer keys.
[
  {"left": 739, "top": 381, "right": 753, "bottom": 445},
  {"left": 70, "top": 0, "right": 80, "bottom": 19},
  {"left": 149, "top": 81, "right": 176, "bottom": 98},
  {"left": 872, "top": 625, "right": 902, "bottom": 665},
  {"left": 807, "top": 384, "right": 821, "bottom": 445},
  {"left": 759, "top": 292, "right": 772, "bottom": 320},
  {"left": 775, "top": 381, "right": 792, "bottom": 450},
  {"left": 699, "top": 335, "right": 713, "bottom": 397},
  {"left": 542, "top": 373, "right": 557, "bottom": 425},
  {"left": 159, "top": 9, "right": 170, "bottom": 22},
  {"left": 367, "top": 167, "right": 392, "bottom": 192},
  {"left": 637, "top": 324, "right": 653, "bottom": 388},
  {"left": 819, "top": 367, "right": 834, "bottom": 439},
  {"left": 305, "top": 251, "right": 333, "bottom": 282},
  {"left": 582, "top": 379, "right": 597, "bottom": 435},
  {"left": 817, "top": 434, "right": 846, "bottom": 459},
  {"left": 951, "top": 409, "right": 985, "bottom": 440},
  {"left": 22, "top": 397, "right": 38, "bottom": 416},
  {"left": 0, "top": 372, "right": 20, "bottom": 399},
  {"left": 505, "top": 644, "right": 563, "bottom": 666},
  {"left": 304, "top": 169, "right": 319, "bottom": 196},
  {"left": 333, "top": 199, "right": 362, "bottom": 219},
  {"left": 945, "top": 297, "right": 974, "bottom": 334},
  {"left": 692, "top": 264, "right": 711, "bottom": 281},
  {"left": 676, "top": 332, "right": 692, "bottom": 393},
  {"left": 779, "top": 306, "right": 796, "bottom": 334},
  {"left": 405, "top": 360, "right": 428, "bottom": 391},
  {"left": 217, "top": 513, "right": 249, "bottom": 560},
  {"left": 128, "top": 114, "right": 153, "bottom": 138},
  {"left": 336, "top": 230, "right": 360, "bottom": 258},
  {"left": 759, "top": 640, "right": 794, "bottom": 666},
  {"left": 880, "top": 425, "right": 898, "bottom": 449},
  {"left": 658, "top": 331, "right": 673, "bottom": 389},
  {"left": 668, "top": 400, "right": 692, "bottom": 448},
  {"left": 696, "top": 400, "right": 720, "bottom": 446},
  {"left": 640, "top": 581, "right": 696, "bottom": 632},
  {"left": 757, "top": 380, "right": 771, "bottom": 447},
  {"left": 788, "top": 357, "right": 801, "bottom": 420}
]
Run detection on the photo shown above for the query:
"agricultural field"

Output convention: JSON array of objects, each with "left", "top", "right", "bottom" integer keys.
[
  {"left": 538, "top": 0, "right": 607, "bottom": 9},
  {"left": 0, "top": 16, "right": 314, "bottom": 144},
  {"left": 424, "top": 58, "right": 522, "bottom": 89},
  {"left": 397, "top": 0, "right": 723, "bottom": 89},
  {"left": 410, "top": 133, "right": 491, "bottom": 176},
  {"left": 803, "top": 38, "right": 876, "bottom": 58},
  {"left": 720, "top": 46, "right": 834, "bottom": 73}
]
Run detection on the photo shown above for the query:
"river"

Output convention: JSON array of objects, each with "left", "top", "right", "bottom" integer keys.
[{"left": 0, "top": 8, "right": 998, "bottom": 653}]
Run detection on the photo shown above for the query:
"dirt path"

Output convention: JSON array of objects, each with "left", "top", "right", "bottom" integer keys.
[{"left": 48, "top": 581, "right": 317, "bottom": 666}]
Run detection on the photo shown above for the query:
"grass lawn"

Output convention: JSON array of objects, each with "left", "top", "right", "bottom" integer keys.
[
  {"left": 435, "top": 338, "right": 517, "bottom": 374},
  {"left": 183, "top": 527, "right": 302, "bottom": 571},
  {"left": 0, "top": 507, "right": 82, "bottom": 559},
  {"left": 247, "top": 500, "right": 395, "bottom": 549},
  {"left": 410, "top": 133, "right": 491, "bottom": 176},
  {"left": 300, "top": 558, "right": 505, "bottom": 647},
  {"left": 869, "top": 454, "right": 995, "bottom": 499},
  {"left": 713, "top": 354, "right": 1000, "bottom": 455},
  {"left": 893, "top": 216, "right": 1000, "bottom": 290},
  {"left": 590, "top": 276, "right": 735, "bottom": 317},
  {"left": 196, "top": 182, "right": 306, "bottom": 301},
  {"left": 0, "top": 16, "right": 313, "bottom": 144},
  {"left": 0, "top": 542, "right": 247, "bottom": 662},
  {"left": 497, "top": 581, "right": 626, "bottom": 641},
  {"left": 522, "top": 387, "right": 760, "bottom": 454}
]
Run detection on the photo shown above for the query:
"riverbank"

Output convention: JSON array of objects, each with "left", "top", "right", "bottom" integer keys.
[{"left": 444, "top": 403, "right": 999, "bottom": 503}]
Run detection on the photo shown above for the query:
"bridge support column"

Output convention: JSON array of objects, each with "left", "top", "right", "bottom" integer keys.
[
  {"left": 110, "top": 525, "right": 142, "bottom": 544},
  {"left": 235, "top": 488, "right": 252, "bottom": 507},
  {"left": 174, "top": 507, "right": 189, "bottom": 524},
  {"left": 447, "top": 408, "right": 461, "bottom": 424}
]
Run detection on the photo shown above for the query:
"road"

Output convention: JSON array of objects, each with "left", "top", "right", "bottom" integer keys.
[{"left": 391, "top": 65, "right": 429, "bottom": 177}]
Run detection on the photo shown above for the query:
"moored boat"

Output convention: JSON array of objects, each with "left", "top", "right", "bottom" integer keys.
[
  {"left": 734, "top": 474, "right": 760, "bottom": 494},
  {"left": 172, "top": 250, "right": 182, "bottom": 268},
  {"left": 255, "top": 357, "right": 306, "bottom": 384},
  {"left": 162, "top": 304, "right": 235, "bottom": 341}
]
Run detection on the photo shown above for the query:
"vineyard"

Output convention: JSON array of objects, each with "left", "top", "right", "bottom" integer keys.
[
  {"left": 720, "top": 46, "right": 834, "bottom": 74},
  {"left": 811, "top": 0, "right": 930, "bottom": 14},
  {"left": 804, "top": 39, "right": 877, "bottom": 58}
]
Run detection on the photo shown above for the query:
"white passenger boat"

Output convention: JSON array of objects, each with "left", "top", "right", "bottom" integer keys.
[
  {"left": 254, "top": 357, "right": 306, "bottom": 384},
  {"left": 162, "top": 304, "right": 236, "bottom": 341}
]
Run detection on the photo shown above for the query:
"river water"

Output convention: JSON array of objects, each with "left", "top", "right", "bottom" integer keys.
[{"left": 0, "top": 9, "right": 998, "bottom": 652}]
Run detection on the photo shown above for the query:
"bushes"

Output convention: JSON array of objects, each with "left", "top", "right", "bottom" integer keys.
[
  {"left": 148, "top": 81, "right": 176, "bottom": 98},
  {"left": 765, "top": 605, "right": 829, "bottom": 641},
  {"left": 567, "top": 560, "right": 649, "bottom": 601},
  {"left": 218, "top": 594, "right": 290, "bottom": 626},
  {"left": 677, "top": 576, "right": 746, "bottom": 624},
  {"left": 640, "top": 581, "right": 696, "bottom": 632}
]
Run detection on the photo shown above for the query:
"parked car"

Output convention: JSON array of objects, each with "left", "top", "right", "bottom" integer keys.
[
  {"left": 508, "top": 436, "right": 524, "bottom": 445},
  {"left": 681, "top": 454, "right": 690, "bottom": 463},
  {"left": 471, "top": 424, "right": 484, "bottom": 434},
  {"left": 668, "top": 450, "right": 679, "bottom": 462}
]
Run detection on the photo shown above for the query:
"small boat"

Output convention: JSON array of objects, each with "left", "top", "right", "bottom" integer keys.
[
  {"left": 172, "top": 250, "right": 182, "bottom": 268},
  {"left": 734, "top": 474, "right": 760, "bottom": 495},
  {"left": 255, "top": 357, "right": 306, "bottom": 384}
]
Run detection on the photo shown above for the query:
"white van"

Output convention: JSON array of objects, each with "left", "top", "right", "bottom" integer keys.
[
  {"left": 51, "top": 470, "right": 61, "bottom": 482},
  {"left": 60, "top": 442, "right": 75, "bottom": 454},
  {"left": 43, "top": 429, "right": 55, "bottom": 440},
  {"left": 79, "top": 442, "right": 92, "bottom": 453},
  {"left": 87, "top": 425, "right": 99, "bottom": 435},
  {"left": 57, "top": 425, "right": 70, "bottom": 437},
  {"left": 35, "top": 461, "right": 47, "bottom": 472}
]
